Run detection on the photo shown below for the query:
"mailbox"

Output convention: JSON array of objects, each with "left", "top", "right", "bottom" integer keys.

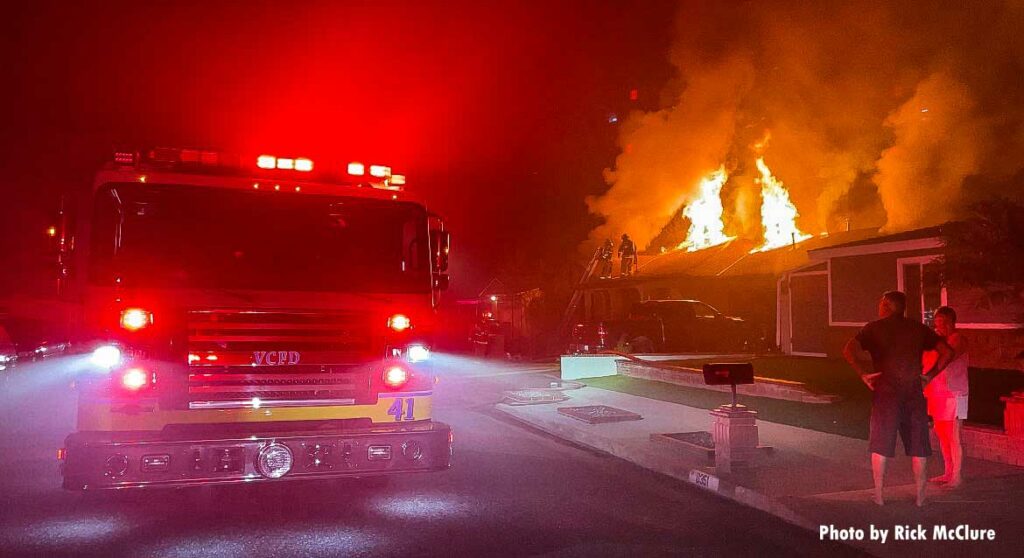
[
  {"left": 702, "top": 363, "right": 754, "bottom": 386},
  {"left": 703, "top": 362, "right": 754, "bottom": 408}
]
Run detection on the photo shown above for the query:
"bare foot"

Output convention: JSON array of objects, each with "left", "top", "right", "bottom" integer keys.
[
  {"left": 943, "top": 477, "right": 962, "bottom": 489},
  {"left": 929, "top": 474, "right": 949, "bottom": 484},
  {"left": 916, "top": 493, "right": 926, "bottom": 507},
  {"left": 872, "top": 492, "right": 884, "bottom": 506}
]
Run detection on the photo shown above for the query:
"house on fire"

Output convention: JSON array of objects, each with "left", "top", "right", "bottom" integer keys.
[{"left": 579, "top": 225, "right": 1024, "bottom": 371}]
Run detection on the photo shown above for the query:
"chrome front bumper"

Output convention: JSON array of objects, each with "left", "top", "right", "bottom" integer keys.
[{"left": 61, "top": 422, "right": 452, "bottom": 490}]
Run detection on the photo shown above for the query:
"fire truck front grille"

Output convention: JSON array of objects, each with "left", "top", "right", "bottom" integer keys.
[
  {"left": 188, "top": 366, "right": 370, "bottom": 409},
  {"left": 186, "top": 310, "right": 374, "bottom": 408},
  {"left": 186, "top": 310, "right": 372, "bottom": 353}
]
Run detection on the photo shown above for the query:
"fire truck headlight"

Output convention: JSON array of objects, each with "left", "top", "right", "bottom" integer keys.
[
  {"left": 383, "top": 366, "right": 409, "bottom": 389},
  {"left": 90, "top": 345, "right": 122, "bottom": 369},
  {"left": 256, "top": 443, "right": 293, "bottom": 479},
  {"left": 407, "top": 345, "right": 430, "bottom": 363},
  {"left": 121, "top": 368, "right": 149, "bottom": 390}
]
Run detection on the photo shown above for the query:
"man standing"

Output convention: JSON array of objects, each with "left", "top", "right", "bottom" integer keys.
[
  {"left": 842, "top": 291, "right": 954, "bottom": 506},
  {"left": 617, "top": 234, "right": 637, "bottom": 277}
]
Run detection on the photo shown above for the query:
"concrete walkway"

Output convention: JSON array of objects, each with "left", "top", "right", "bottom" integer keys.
[{"left": 495, "top": 380, "right": 1024, "bottom": 557}]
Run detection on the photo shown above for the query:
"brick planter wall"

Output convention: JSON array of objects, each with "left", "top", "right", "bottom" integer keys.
[
  {"left": 959, "top": 426, "right": 1024, "bottom": 467},
  {"left": 616, "top": 360, "right": 838, "bottom": 404}
]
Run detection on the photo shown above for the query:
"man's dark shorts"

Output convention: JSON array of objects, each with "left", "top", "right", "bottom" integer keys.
[{"left": 869, "top": 384, "right": 932, "bottom": 458}]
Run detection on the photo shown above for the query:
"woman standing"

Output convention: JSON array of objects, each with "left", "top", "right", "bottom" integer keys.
[{"left": 924, "top": 306, "right": 970, "bottom": 488}]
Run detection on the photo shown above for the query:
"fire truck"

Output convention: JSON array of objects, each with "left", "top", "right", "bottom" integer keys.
[{"left": 57, "top": 147, "right": 452, "bottom": 489}]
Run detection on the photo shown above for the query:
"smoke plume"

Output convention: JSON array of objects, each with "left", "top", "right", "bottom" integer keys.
[{"left": 587, "top": 0, "right": 1024, "bottom": 250}]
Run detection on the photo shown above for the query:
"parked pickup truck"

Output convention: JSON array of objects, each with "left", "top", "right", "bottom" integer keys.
[{"left": 569, "top": 299, "right": 753, "bottom": 354}]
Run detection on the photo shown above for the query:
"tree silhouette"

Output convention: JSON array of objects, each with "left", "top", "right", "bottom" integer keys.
[{"left": 941, "top": 198, "right": 1024, "bottom": 301}]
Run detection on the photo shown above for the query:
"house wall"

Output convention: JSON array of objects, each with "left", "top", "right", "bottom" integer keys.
[
  {"left": 947, "top": 286, "right": 1024, "bottom": 326},
  {"left": 802, "top": 258, "right": 1019, "bottom": 370},
  {"left": 829, "top": 248, "right": 938, "bottom": 324},
  {"left": 789, "top": 273, "right": 829, "bottom": 355},
  {"left": 960, "top": 329, "right": 1024, "bottom": 370},
  {"left": 818, "top": 248, "right": 1023, "bottom": 369}
]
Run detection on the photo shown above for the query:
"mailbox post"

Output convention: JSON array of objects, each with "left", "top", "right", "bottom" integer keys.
[{"left": 703, "top": 363, "right": 760, "bottom": 474}]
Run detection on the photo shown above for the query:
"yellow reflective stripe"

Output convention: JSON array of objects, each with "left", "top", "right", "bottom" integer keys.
[{"left": 77, "top": 395, "right": 433, "bottom": 432}]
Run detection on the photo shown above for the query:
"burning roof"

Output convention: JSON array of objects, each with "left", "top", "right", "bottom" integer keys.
[{"left": 588, "top": 228, "right": 878, "bottom": 285}]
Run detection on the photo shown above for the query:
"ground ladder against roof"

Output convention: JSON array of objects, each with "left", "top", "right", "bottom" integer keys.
[{"left": 556, "top": 245, "right": 604, "bottom": 343}]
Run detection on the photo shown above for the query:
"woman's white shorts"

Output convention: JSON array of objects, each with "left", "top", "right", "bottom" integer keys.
[{"left": 928, "top": 394, "right": 969, "bottom": 421}]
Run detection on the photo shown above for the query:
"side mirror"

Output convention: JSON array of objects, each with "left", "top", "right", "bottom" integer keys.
[
  {"left": 430, "top": 230, "right": 450, "bottom": 273},
  {"left": 434, "top": 274, "right": 450, "bottom": 291}
]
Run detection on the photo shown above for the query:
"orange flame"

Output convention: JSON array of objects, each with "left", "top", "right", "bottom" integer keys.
[
  {"left": 750, "top": 157, "right": 811, "bottom": 252},
  {"left": 679, "top": 166, "right": 733, "bottom": 251}
]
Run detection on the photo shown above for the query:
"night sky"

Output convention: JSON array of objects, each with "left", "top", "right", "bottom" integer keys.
[{"left": 0, "top": 0, "right": 678, "bottom": 298}]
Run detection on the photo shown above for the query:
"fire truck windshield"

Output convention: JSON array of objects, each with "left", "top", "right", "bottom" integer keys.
[{"left": 88, "top": 183, "right": 431, "bottom": 293}]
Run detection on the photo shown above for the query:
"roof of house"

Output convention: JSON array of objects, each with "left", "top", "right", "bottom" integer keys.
[
  {"left": 598, "top": 228, "right": 880, "bottom": 283},
  {"left": 808, "top": 225, "right": 944, "bottom": 252},
  {"left": 805, "top": 224, "right": 947, "bottom": 260},
  {"left": 579, "top": 223, "right": 956, "bottom": 288}
]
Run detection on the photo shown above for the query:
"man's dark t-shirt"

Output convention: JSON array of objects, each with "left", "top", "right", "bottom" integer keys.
[{"left": 855, "top": 315, "right": 941, "bottom": 390}]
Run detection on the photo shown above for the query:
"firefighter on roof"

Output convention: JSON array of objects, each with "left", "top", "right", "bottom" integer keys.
[
  {"left": 597, "top": 239, "right": 614, "bottom": 278},
  {"left": 618, "top": 234, "right": 637, "bottom": 276}
]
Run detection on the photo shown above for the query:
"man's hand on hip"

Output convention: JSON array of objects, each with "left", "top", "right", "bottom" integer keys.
[{"left": 860, "top": 372, "right": 881, "bottom": 391}]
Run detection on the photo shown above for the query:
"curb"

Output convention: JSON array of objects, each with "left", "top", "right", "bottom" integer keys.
[{"left": 494, "top": 402, "right": 817, "bottom": 532}]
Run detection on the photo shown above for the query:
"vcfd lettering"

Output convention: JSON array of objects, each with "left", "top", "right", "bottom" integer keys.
[{"left": 253, "top": 351, "right": 301, "bottom": 366}]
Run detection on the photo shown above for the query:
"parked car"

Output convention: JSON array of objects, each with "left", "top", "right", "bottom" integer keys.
[{"left": 570, "top": 299, "right": 753, "bottom": 354}]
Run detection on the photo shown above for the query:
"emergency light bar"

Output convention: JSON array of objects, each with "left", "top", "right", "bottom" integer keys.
[
  {"left": 147, "top": 147, "right": 227, "bottom": 166},
  {"left": 257, "top": 154, "right": 313, "bottom": 172},
  {"left": 109, "top": 148, "right": 404, "bottom": 190}
]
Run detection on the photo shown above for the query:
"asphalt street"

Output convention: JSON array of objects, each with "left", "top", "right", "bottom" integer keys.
[{"left": 0, "top": 354, "right": 864, "bottom": 557}]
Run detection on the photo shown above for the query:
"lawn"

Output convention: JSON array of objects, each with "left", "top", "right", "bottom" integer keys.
[
  {"left": 586, "top": 356, "right": 873, "bottom": 439},
  {"left": 663, "top": 355, "right": 867, "bottom": 396}
]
